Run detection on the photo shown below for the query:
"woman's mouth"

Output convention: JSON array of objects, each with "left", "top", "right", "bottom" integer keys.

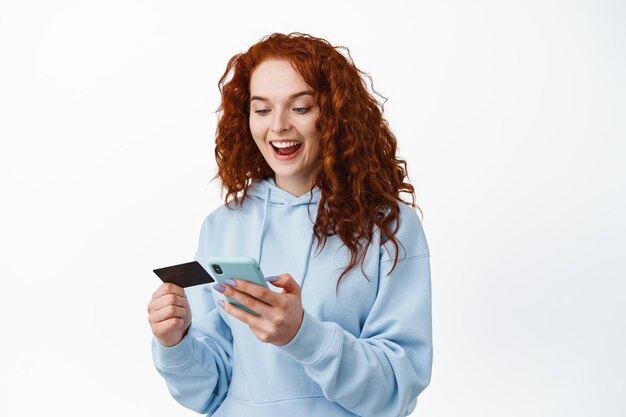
[{"left": 270, "top": 140, "right": 303, "bottom": 158}]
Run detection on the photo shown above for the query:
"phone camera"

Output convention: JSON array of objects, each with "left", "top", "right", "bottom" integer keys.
[{"left": 212, "top": 264, "right": 223, "bottom": 275}]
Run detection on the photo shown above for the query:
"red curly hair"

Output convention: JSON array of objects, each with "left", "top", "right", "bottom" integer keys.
[{"left": 215, "top": 32, "right": 417, "bottom": 285}]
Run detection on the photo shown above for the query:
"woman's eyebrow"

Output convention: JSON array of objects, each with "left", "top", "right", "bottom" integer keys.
[{"left": 250, "top": 90, "right": 314, "bottom": 102}]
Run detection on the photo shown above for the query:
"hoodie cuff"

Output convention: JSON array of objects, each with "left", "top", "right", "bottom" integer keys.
[
  {"left": 152, "top": 335, "right": 194, "bottom": 368},
  {"left": 278, "top": 311, "right": 336, "bottom": 365}
]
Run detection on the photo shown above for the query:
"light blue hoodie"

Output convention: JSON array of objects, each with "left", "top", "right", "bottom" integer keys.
[{"left": 152, "top": 178, "right": 432, "bottom": 417}]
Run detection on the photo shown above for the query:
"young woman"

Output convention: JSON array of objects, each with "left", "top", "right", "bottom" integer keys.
[{"left": 147, "top": 32, "right": 432, "bottom": 417}]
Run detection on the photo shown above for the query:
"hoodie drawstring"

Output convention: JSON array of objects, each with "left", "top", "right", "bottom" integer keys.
[
  {"left": 257, "top": 187, "right": 271, "bottom": 264},
  {"left": 254, "top": 180, "right": 318, "bottom": 288},
  {"left": 300, "top": 232, "right": 315, "bottom": 288}
]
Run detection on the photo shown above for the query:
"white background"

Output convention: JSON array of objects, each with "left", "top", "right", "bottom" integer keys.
[{"left": 1, "top": 1, "right": 624, "bottom": 416}]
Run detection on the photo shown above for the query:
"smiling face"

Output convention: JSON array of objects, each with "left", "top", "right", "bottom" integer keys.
[{"left": 249, "top": 59, "right": 322, "bottom": 197}]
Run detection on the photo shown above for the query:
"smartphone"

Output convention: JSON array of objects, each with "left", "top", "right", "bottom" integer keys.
[{"left": 207, "top": 256, "right": 268, "bottom": 315}]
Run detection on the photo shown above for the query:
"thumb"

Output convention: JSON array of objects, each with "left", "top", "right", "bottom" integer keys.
[{"left": 267, "top": 273, "right": 300, "bottom": 294}]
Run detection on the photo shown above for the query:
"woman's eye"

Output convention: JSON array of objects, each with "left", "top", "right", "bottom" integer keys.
[
  {"left": 293, "top": 107, "right": 311, "bottom": 114},
  {"left": 254, "top": 109, "right": 270, "bottom": 115}
]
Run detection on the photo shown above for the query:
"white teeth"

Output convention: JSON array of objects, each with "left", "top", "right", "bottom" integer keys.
[{"left": 271, "top": 141, "right": 300, "bottom": 148}]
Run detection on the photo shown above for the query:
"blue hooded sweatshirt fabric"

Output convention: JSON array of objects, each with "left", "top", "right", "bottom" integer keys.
[{"left": 152, "top": 177, "right": 432, "bottom": 416}]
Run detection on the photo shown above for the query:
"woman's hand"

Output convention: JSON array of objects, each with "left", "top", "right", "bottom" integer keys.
[
  {"left": 147, "top": 283, "right": 192, "bottom": 347},
  {"left": 215, "top": 273, "right": 304, "bottom": 346}
]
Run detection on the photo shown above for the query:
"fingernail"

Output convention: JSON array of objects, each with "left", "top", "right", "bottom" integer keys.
[
  {"left": 213, "top": 283, "right": 225, "bottom": 293},
  {"left": 225, "top": 279, "right": 237, "bottom": 287},
  {"left": 218, "top": 300, "right": 225, "bottom": 309},
  {"left": 265, "top": 276, "right": 278, "bottom": 282}
]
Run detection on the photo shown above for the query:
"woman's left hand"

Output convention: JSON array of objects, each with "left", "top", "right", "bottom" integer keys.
[{"left": 216, "top": 273, "right": 304, "bottom": 346}]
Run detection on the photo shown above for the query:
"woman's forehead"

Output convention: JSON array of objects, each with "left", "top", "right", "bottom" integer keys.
[{"left": 250, "top": 59, "right": 312, "bottom": 98}]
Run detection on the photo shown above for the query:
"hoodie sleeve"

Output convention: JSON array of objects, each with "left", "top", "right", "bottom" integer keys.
[
  {"left": 151, "top": 218, "right": 234, "bottom": 414},
  {"left": 278, "top": 209, "right": 433, "bottom": 417}
]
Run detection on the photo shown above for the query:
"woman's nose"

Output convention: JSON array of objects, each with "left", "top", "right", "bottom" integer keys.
[{"left": 270, "top": 110, "right": 290, "bottom": 133}]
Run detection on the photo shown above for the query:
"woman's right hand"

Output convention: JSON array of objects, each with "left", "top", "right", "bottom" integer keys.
[{"left": 147, "top": 283, "right": 191, "bottom": 347}]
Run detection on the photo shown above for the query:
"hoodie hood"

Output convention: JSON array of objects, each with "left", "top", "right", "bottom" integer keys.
[{"left": 247, "top": 177, "right": 322, "bottom": 207}]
